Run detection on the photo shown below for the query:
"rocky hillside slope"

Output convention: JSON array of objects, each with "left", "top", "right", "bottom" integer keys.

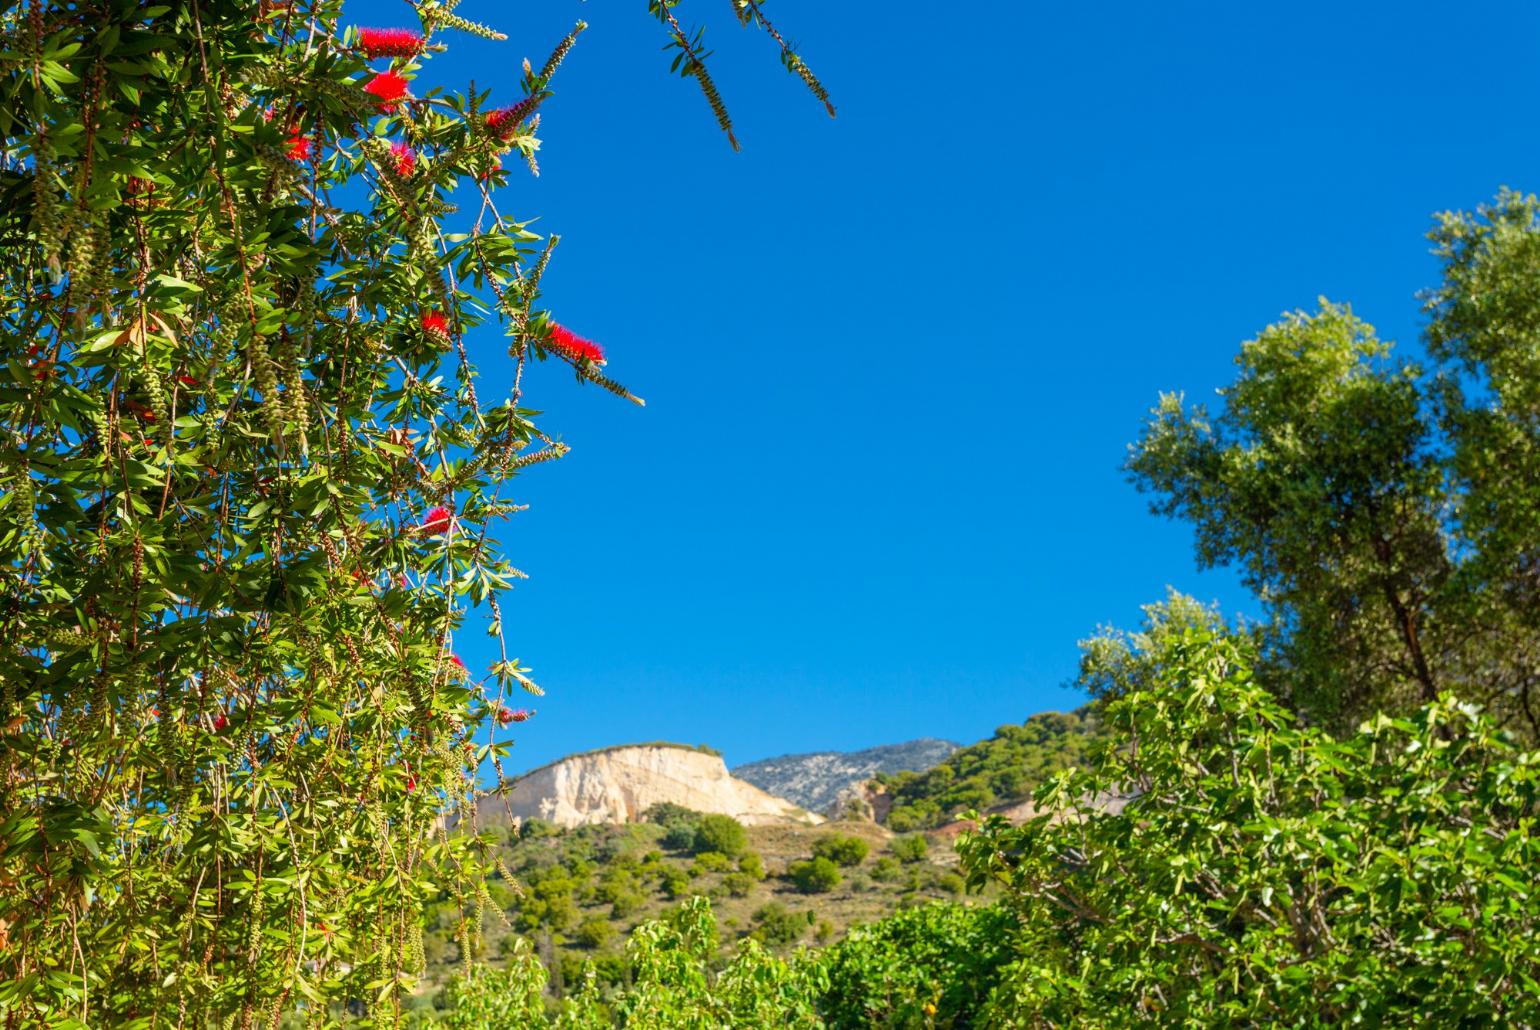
[
  {"left": 480, "top": 744, "right": 821, "bottom": 829},
  {"left": 732, "top": 738, "right": 959, "bottom": 814}
]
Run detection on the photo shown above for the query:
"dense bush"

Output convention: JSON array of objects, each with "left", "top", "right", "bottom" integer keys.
[
  {"left": 751, "top": 902, "right": 812, "bottom": 947},
  {"left": 693, "top": 813, "right": 749, "bottom": 857},
  {"left": 811, "top": 833, "right": 869, "bottom": 867},
  {"left": 888, "top": 833, "right": 928, "bottom": 863},
  {"left": 661, "top": 822, "right": 700, "bottom": 852},
  {"left": 788, "top": 856, "right": 842, "bottom": 894},
  {"left": 958, "top": 631, "right": 1540, "bottom": 1026},
  {"left": 817, "top": 903, "right": 1019, "bottom": 1029}
]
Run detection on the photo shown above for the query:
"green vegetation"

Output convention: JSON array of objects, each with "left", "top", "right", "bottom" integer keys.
[
  {"left": 7, "top": 0, "right": 1539, "bottom": 1014},
  {"left": 877, "top": 710, "right": 1101, "bottom": 830},
  {"left": 417, "top": 814, "right": 964, "bottom": 1001},
  {"left": 693, "top": 813, "right": 750, "bottom": 857},
  {"left": 0, "top": 0, "right": 835, "bottom": 1023},
  {"left": 788, "top": 856, "right": 843, "bottom": 894},
  {"left": 416, "top": 191, "right": 1540, "bottom": 1025},
  {"left": 888, "top": 834, "right": 928, "bottom": 863},
  {"left": 958, "top": 630, "right": 1540, "bottom": 1024},
  {"left": 810, "top": 833, "right": 869, "bottom": 867},
  {"left": 1123, "top": 197, "right": 1540, "bottom": 742},
  {"left": 424, "top": 631, "right": 1539, "bottom": 1027}
]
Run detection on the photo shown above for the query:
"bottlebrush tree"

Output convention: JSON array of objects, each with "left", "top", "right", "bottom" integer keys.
[{"left": 0, "top": 0, "right": 830, "bottom": 1025}]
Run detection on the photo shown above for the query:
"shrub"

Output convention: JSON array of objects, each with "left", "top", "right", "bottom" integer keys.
[
  {"left": 817, "top": 903, "right": 1018, "bottom": 1029},
  {"left": 643, "top": 802, "right": 703, "bottom": 826},
  {"left": 690, "top": 850, "right": 735, "bottom": 875},
  {"left": 693, "top": 814, "right": 748, "bottom": 857},
  {"left": 869, "top": 856, "right": 902, "bottom": 882},
  {"left": 738, "top": 851, "right": 767, "bottom": 880},
  {"left": 609, "top": 891, "right": 646, "bottom": 919},
  {"left": 574, "top": 918, "right": 615, "bottom": 950},
  {"left": 811, "top": 833, "right": 869, "bottom": 867},
  {"left": 658, "top": 867, "right": 692, "bottom": 899},
  {"left": 889, "top": 833, "right": 929, "bottom": 863},
  {"left": 661, "top": 822, "right": 701, "bottom": 852},
  {"left": 787, "top": 856, "right": 842, "bottom": 894},
  {"left": 722, "top": 872, "right": 756, "bottom": 898},
  {"left": 751, "top": 902, "right": 809, "bottom": 947}
]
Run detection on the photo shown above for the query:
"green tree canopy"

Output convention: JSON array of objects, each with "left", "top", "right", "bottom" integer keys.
[{"left": 1126, "top": 196, "right": 1540, "bottom": 738}]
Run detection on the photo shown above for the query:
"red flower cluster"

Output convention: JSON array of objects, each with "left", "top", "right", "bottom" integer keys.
[
  {"left": 418, "top": 505, "right": 453, "bottom": 535},
  {"left": 548, "top": 323, "right": 604, "bottom": 364},
  {"left": 286, "top": 132, "right": 311, "bottom": 161},
  {"left": 447, "top": 654, "right": 469, "bottom": 678},
  {"left": 358, "top": 27, "right": 423, "bottom": 59},
  {"left": 364, "top": 70, "right": 409, "bottom": 110},
  {"left": 213, "top": 713, "right": 228, "bottom": 731},
  {"left": 421, "top": 311, "right": 448, "bottom": 337},
  {"left": 485, "top": 97, "right": 539, "bottom": 140},
  {"left": 391, "top": 140, "right": 416, "bottom": 177}
]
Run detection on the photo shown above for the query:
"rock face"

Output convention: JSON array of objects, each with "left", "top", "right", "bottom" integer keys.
[
  {"left": 732, "top": 738, "right": 960, "bottom": 815},
  {"left": 481, "top": 744, "right": 822, "bottom": 829}
]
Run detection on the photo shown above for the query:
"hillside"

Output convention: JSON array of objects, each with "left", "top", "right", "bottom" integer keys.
[
  {"left": 478, "top": 743, "right": 820, "bottom": 829},
  {"left": 874, "top": 710, "right": 1102, "bottom": 830},
  {"left": 733, "top": 738, "right": 960, "bottom": 813},
  {"left": 424, "top": 811, "right": 970, "bottom": 992}
]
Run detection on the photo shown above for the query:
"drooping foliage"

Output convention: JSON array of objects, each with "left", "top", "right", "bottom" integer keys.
[
  {"left": 0, "top": 0, "right": 831, "bottom": 1025},
  {"left": 958, "top": 631, "right": 1540, "bottom": 1027}
]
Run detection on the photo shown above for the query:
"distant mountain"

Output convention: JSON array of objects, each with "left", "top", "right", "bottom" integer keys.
[{"left": 732, "top": 739, "right": 959, "bottom": 814}]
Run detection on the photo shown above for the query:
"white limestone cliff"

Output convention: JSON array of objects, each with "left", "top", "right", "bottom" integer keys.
[{"left": 480, "top": 744, "right": 823, "bottom": 829}]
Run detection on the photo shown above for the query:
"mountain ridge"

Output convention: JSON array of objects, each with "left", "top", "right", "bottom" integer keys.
[{"left": 732, "top": 738, "right": 960, "bottom": 813}]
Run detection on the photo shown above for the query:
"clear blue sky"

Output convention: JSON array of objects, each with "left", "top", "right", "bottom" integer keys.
[{"left": 358, "top": 0, "right": 1540, "bottom": 772}]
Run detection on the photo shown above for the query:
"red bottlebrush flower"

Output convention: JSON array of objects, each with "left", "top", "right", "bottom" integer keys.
[
  {"left": 177, "top": 374, "right": 199, "bottom": 388},
  {"left": 485, "top": 97, "right": 540, "bottom": 140},
  {"left": 357, "top": 27, "right": 423, "bottom": 59},
  {"left": 405, "top": 775, "right": 416, "bottom": 793},
  {"left": 547, "top": 323, "right": 605, "bottom": 364},
  {"left": 418, "top": 505, "right": 453, "bottom": 535},
  {"left": 213, "top": 713, "right": 227, "bottom": 731},
  {"left": 496, "top": 706, "right": 513, "bottom": 726},
  {"left": 364, "top": 70, "right": 409, "bottom": 110},
  {"left": 508, "top": 708, "right": 532, "bottom": 723},
  {"left": 390, "top": 140, "right": 416, "bottom": 177},
  {"left": 421, "top": 311, "right": 448, "bottom": 337},
  {"left": 286, "top": 133, "right": 311, "bottom": 161},
  {"left": 448, "top": 654, "right": 469, "bottom": 678}
]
